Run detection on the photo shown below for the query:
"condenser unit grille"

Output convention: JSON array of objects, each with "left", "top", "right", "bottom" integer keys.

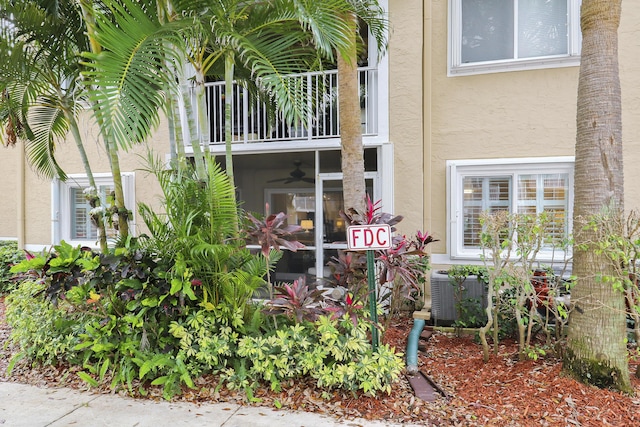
[{"left": 430, "top": 270, "right": 486, "bottom": 325}]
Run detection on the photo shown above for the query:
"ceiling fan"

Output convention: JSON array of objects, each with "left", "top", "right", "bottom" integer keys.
[{"left": 267, "top": 160, "right": 315, "bottom": 184}]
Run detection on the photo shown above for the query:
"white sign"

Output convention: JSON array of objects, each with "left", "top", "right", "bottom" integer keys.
[{"left": 347, "top": 224, "right": 392, "bottom": 250}]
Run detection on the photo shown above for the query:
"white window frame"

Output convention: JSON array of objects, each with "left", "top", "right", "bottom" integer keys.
[
  {"left": 448, "top": 0, "right": 582, "bottom": 76},
  {"left": 52, "top": 172, "right": 136, "bottom": 248},
  {"left": 446, "top": 157, "right": 574, "bottom": 261}
]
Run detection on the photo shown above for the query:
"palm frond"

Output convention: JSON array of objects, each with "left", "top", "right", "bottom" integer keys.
[
  {"left": 347, "top": 0, "right": 389, "bottom": 59},
  {"left": 288, "top": 0, "right": 354, "bottom": 60},
  {"left": 81, "top": 0, "right": 186, "bottom": 149},
  {"left": 203, "top": 157, "right": 241, "bottom": 240},
  {"left": 24, "top": 95, "right": 68, "bottom": 180}
]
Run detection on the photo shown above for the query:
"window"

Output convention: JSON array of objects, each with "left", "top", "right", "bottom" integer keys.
[
  {"left": 53, "top": 173, "right": 135, "bottom": 247},
  {"left": 448, "top": 157, "right": 573, "bottom": 259},
  {"left": 449, "top": 0, "right": 582, "bottom": 76}
]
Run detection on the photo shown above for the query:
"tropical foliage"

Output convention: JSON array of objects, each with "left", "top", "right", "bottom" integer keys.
[
  {"left": 5, "top": 157, "right": 405, "bottom": 399},
  {"left": 1, "top": 0, "right": 386, "bottom": 248},
  {"left": 2, "top": 0, "right": 404, "bottom": 402},
  {"left": 0, "top": 241, "right": 25, "bottom": 294}
]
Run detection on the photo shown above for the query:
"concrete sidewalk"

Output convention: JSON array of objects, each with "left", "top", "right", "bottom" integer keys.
[{"left": 0, "top": 381, "right": 413, "bottom": 427}]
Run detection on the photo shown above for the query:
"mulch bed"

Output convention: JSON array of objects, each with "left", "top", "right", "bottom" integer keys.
[{"left": 1, "top": 296, "right": 639, "bottom": 426}]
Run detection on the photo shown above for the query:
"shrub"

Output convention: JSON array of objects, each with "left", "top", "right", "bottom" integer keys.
[
  {"left": 0, "top": 241, "right": 24, "bottom": 294},
  {"left": 5, "top": 280, "right": 91, "bottom": 368},
  {"left": 237, "top": 315, "right": 404, "bottom": 396}
]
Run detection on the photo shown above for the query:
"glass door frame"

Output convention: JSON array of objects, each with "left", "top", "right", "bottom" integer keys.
[{"left": 314, "top": 171, "right": 380, "bottom": 284}]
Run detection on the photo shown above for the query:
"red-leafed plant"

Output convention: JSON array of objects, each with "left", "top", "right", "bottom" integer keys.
[
  {"left": 333, "top": 195, "right": 439, "bottom": 323},
  {"left": 245, "top": 210, "right": 305, "bottom": 258},
  {"left": 324, "top": 282, "right": 369, "bottom": 328},
  {"left": 262, "top": 276, "right": 325, "bottom": 323},
  {"left": 327, "top": 250, "right": 367, "bottom": 289},
  {"left": 245, "top": 204, "right": 305, "bottom": 298}
]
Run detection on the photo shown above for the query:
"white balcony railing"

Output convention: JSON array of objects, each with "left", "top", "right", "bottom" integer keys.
[{"left": 200, "top": 67, "right": 378, "bottom": 145}]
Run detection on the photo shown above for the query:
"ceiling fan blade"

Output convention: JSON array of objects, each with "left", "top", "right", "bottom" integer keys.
[{"left": 268, "top": 160, "right": 313, "bottom": 184}]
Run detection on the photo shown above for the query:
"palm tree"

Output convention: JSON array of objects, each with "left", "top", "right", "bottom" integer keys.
[
  {"left": 337, "top": 1, "right": 387, "bottom": 215},
  {"left": 80, "top": 0, "right": 384, "bottom": 227},
  {"left": 0, "top": 0, "right": 110, "bottom": 252},
  {"left": 79, "top": 0, "right": 185, "bottom": 241},
  {"left": 563, "top": 0, "right": 632, "bottom": 393}
]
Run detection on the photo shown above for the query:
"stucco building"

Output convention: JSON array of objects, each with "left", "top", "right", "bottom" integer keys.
[{"left": 3, "top": 1, "right": 640, "bottom": 288}]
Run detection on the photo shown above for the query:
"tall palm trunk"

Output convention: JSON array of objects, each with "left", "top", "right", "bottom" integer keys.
[
  {"left": 191, "top": 65, "right": 209, "bottom": 179},
  {"left": 156, "top": 0, "right": 198, "bottom": 174},
  {"left": 65, "top": 111, "right": 108, "bottom": 252},
  {"left": 224, "top": 52, "right": 239, "bottom": 235},
  {"left": 79, "top": 0, "right": 129, "bottom": 245},
  {"left": 563, "top": 0, "right": 631, "bottom": 393},
  {"left": 338, "top": 13, "right": 365, "bottom": 215},
  {"left": 105, "top": 135, "right": 129, "bottom": 239}
]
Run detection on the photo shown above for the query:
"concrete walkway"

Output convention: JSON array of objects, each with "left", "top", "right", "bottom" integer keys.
[{"left": 0, "top": 381, "right": 414, "bottom": 427}]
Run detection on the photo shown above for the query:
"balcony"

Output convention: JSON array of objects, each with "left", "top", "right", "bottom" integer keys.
[{"left": 199, "top": 67, "right": 379, "bottom": 146}]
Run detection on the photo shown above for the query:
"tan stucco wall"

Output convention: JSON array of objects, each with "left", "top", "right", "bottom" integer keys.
[
  {"left": 388, "top": 0, "right": 425, "bottom": 237},
  {"left": 425, "top": 1, "right": 640, "bottom": 264},
  {"left": 19, "top": 111, "right": 170, "bottom": 247},
  {"left": 1, "top": 145, "right": 20, "bottom": 239}
]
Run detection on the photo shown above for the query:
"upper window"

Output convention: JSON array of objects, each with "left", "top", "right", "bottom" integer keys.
[
  {"left": 447, "top": 157, "right": 574, "bottom": 260},
  {"left": 449, "top": 0, "right": 582, "bottom": 76},
  {"left": 53, "top": 173, "right": 135, "bottom": 247}
]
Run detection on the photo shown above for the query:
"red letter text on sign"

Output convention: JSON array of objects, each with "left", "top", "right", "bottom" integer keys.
[{"left": 347, "top": 224, "right": 392, "bottom": 250}]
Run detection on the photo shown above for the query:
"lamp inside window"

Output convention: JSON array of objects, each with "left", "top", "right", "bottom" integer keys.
[{"left": 300, "top": 219, "right": 314, "bottom": 230}]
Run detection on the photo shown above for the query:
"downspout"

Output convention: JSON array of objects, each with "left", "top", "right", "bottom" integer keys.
[
  {"left": 17, "top": 143, "right": 25, "bottom": 250},
  {"left": 406, "top": 0, "right": 430, "bottom": 374}
]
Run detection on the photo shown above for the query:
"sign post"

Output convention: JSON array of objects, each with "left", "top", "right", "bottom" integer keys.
[{"left": 347, "top": 224, "right": 392, "bottom": 351}]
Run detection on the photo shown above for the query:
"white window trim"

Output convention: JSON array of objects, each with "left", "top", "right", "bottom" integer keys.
[
  {"left": 52, "top": 172, "right": 136, "bottom": 248},
  {"left": 446, "top": 157, "right": 574, "bottom": 262},
  {"left": 448, "top": 0, "right": 582, "bottom": 77}
]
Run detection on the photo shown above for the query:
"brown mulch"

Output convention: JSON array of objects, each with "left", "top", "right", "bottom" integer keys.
[{"left": 1, "top": 295, "right": 639, "bottom": 426}]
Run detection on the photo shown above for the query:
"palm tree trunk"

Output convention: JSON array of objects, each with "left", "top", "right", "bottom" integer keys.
[
  {"left": 191, "top": 66, "right": 209, "bottom": 179},
  {"left": 179, "top": 76, "right": 207, "bottom": 178},
  {"left": 167, "top": 92, "right": 188, "bottom": 168},
  {"left": 563, "top": 0, "right": 631, "bottom": 393},
  {"left": 224, "top": 52, "right": 239, "bottom": 235},
  {"left": 65, "top": 112, "right": 108, "bottom": 253},
  {"left": 338, "top": 13, "right": 366, "bottom": 215},
  {"left": 105, "top": 136, "right": 129, "bottom": 241},
  {"left": 78, "top": 0, "right": 130, "bottom": 247},
  {"left": 224, "top": 53, "right": 235, "bottom": 184}
]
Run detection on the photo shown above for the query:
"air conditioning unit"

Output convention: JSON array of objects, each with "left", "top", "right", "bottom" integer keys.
[{"left": 430, "top": 270, "right": 487, "bottom": 325}]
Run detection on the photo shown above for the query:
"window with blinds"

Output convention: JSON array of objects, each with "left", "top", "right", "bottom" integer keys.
[
  {"left": 54, "top": 173, "right": 135, "bottom": 247},
  {"left": 448, "top": 158, "right": 574, "bottom": 260},
  {"left": 71, "top": 188, "right": 94, "bottom": 240},
  {"left": 70, "top": 186, "right": 116, "bottom": 241},
  {"left": 463, "top": 176, "right": 510, "bottom": 247},
  {"left": 517, "top": 174, "right": 568, "bottom": 242}
]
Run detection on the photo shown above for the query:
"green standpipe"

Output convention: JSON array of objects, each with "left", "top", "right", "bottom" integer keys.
[
  {"left": 366, "top": 249, "right": 379, "bottom": 351},
  {"left": 406, "top": 318, "right": 425, "bottom": 374}
]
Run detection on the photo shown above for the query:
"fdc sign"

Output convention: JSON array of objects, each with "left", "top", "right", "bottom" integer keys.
[{"left": 347, "top": 224, "right": 392, "bottom": 250}]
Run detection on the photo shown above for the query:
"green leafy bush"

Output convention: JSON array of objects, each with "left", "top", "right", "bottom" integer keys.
[
  {"left": 0, "top": 241, "right": 24, "bottom": 294},
  {"left": 5, "top": 280, "right": 91, "bottom": 368},
  {"left": 447, "top": 265, "right": 488, "bottom": 329},
  {"left": 138, "top": 155, "right": 271, "bottom": 323},
  {"left": 237, "top": 315, "right": 404, "bottom": 396}
]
